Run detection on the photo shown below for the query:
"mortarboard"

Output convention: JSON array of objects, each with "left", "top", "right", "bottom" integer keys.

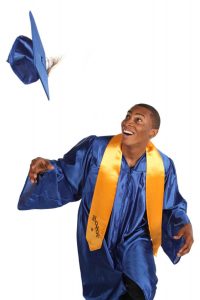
[{"left": 7, "top": 11, "right": 50, "bottom": 100}]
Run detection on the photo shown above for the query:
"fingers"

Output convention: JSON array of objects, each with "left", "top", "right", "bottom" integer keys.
[
  {"left": 28, "top": 157, "right": 54, "bottom": 183},
  {"left": 173, "top": 233, "right": 183, "bottom": 240},
  {"left": 173, "top": 223, "right": 194, "bottom": 257},
  {"left": 173, "top": 230, "right": 184, "bottom": 240},
  {"left": 177, "top": 236, "right": 194, "bottom": 257}
]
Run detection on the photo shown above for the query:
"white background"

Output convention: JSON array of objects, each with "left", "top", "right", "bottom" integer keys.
[{"left": 0, "top": 0, "right": 199, "bottom": 299}]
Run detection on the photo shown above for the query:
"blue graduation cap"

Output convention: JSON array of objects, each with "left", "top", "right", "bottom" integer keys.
[{"left": 7, "top": 11, "right": 50, "bottom": 100}]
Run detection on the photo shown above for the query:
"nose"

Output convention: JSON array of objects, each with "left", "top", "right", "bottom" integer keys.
[{"left": 123, "top": 118, "right": 134, "bottom": 128}]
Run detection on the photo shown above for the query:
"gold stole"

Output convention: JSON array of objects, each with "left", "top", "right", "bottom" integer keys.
[{"left": 86, "top": 134, "right": 164, "bottom": 255}]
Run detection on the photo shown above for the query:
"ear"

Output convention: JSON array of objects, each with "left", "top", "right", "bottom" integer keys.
[{"left": 149, "top": 129, "right": 159, "bottom": 139}]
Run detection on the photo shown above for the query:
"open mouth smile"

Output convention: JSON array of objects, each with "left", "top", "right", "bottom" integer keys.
[{"left": 122, "top": 129, "right": 135, "bottom": 136}]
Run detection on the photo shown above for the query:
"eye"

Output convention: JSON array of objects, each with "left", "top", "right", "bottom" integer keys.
[
  {"left": 135, "top": 117, "right": 143, "bottom": 123},
  {"left": 125, "top": 114, "right": 130, "bottom": 119}
]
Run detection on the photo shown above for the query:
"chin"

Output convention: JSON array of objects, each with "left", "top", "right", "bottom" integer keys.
[{"left": 121, "top": 135, "right": 137, "bottom": 146}]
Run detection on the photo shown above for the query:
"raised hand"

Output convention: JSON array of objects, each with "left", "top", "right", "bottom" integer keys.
[{"left": 28, "top": 157, "right": 54, "bottom": 183}]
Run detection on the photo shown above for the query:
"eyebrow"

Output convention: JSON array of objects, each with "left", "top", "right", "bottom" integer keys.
[{"left": 127, "top": 111, "right": 145, "bottom": 118}]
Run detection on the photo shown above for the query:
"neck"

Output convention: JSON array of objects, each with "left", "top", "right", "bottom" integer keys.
[{"left": 121, "top": 142, "right": 148, "bottom": 167}]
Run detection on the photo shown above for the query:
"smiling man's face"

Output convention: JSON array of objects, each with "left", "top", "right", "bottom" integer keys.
[{"left": 121, "top": 105, "right": 159, "bottom": 147}]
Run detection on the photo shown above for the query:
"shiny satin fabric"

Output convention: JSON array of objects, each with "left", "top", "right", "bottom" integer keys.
[
  {"left": 86, "top": 134, "right": 122, "bottom": 251},
  {"left": 86, "top": 136, "right": 165, "bottom": 256},
  {"left": 146, "top": 142, "right": 165, "bottom": 255},
  {"left": 7, "top": 12, "right": 50, "bottom": 99},
  {"left": 7, "top": 36, "right": 39, "bottom": 84},
  {"left": 18, "top": 135, "right": 190, "bottom": 300}
]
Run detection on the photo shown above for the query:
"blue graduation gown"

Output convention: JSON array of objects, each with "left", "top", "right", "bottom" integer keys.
[{"left": 18, "top": 135, "right": 190, "bottom": 300}]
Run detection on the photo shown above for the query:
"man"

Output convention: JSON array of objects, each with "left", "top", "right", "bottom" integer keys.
[{"left": 18, "top": 103, "right": 193, "bottom": 300}]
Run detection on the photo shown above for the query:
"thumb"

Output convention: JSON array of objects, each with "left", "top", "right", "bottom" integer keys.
[
  {"left": 173, "top": 230, "right": 184, "bottom": 240},
  {"left": 47, "top": 163, "right": 54, "bottom": 171}
]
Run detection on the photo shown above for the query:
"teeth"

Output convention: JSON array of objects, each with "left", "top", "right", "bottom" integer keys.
[{"left": 123, "top": 129, "right": 134, "bottom": 135}]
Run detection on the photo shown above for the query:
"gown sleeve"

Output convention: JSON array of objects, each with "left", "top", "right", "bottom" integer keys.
[
  {"left": 161, "top": 159, "right": 190, "bottom": 264},
  {"left": 18, "top": 135, "right": 96, "bottom": 210}
]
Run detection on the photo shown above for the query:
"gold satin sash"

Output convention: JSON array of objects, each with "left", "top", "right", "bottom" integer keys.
[
  {"left": 86, "top": 134, "right": 165, "bottom": 255},
  {"left": 146, "top": 142, "right": 165, "bottom": 255},
  {"left": 86, "top": 134, "right": 122, "bottom": 251}
]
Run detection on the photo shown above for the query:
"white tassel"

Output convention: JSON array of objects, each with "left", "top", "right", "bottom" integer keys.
[{"left": 46, "top": 56, "right": 62, "bottom": 75}]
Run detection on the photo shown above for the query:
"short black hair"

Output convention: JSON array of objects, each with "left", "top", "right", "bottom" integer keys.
[{"left": 132, "top": 103, "right": 161, "bottom": 129}]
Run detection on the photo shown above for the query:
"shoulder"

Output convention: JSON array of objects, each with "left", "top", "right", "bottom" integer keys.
[
  {"left": 92, "top": 135, "right": 113, "bottom": 150},
  {"left": 74, "top": 135, "right": 113, "bottom": 150},
  {"left": 91, "top": 135, "right": 113, "bottom": 165},
  {"left": 62, "top": 135, "right": 97, "bottom": 161},
  {"left": 93, "top": 135, "right": 113, "bottom": 147},
  {"left": 75, "top": 135, "right": 113, "bottom": 146},
  {"left": 63, "top": 134, "right": 113, "bottom": 156},
  {"left": 157, "top": 149, "right": 176, "bottom": 175}
]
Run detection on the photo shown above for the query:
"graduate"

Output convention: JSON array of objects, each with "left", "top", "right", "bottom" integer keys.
[{"left": 18, "top": 103, "right": 193, "bottom": 300}]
